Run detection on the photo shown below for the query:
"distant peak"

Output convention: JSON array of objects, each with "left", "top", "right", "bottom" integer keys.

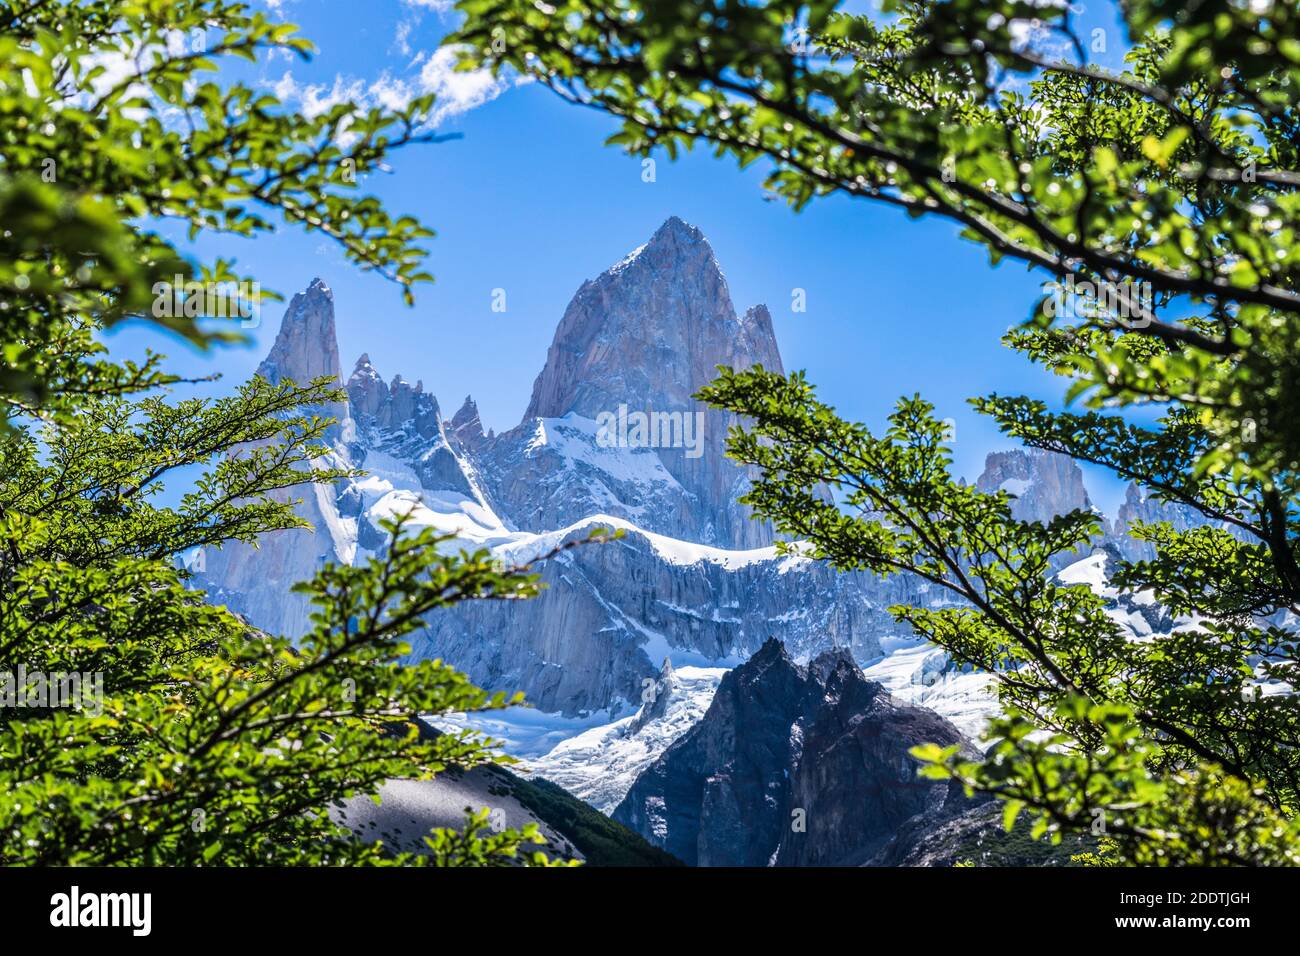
[
  {"left": 348, "top": 352, "right": 381, "bottom": 385},
  {"left": 450, "top": 394, "right": 485, "bottom": 445},
  {"left": 256, "top": 277, "right": 341, "bottom": 387},
  {"left": 607, "top": 216, "right": 715, "bottom": 277},
  {"left": 975, "top": 447, "right": 1092, "bottom": 523},
  {"left": 645, "top": 215, "right": 708, "bottom": 253}
]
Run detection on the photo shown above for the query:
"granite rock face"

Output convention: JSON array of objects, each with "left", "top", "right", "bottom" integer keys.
[
  {"left": 448, "top": 395, "right": 485, "bottom": 449},
  {"left": 255, "top": 277, "right": 342, "bottom": 389},
  {"left": 1109, "top": 482, "right": 1214, "bottom": 562},
  {"left": 407, "top": 518, "right": 917, "bottom": 714},
  {"left": 517, "top": 216, "right": 781, "bottom": 550},
  {"left": 612, "top": 638, "right": 976, "bottom": 866},
  {"left": 975, "top": 448, "right": 1093, "bottom": 524}
]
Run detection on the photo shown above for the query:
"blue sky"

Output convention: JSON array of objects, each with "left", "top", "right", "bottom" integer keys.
[{"left": 107, "top": 0, "right": 1135, "bottom": 515}]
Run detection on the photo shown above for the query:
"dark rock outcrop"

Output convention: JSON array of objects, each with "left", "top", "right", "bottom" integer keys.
[{"left": 612, "top": 639, "right": 976, "bottom": 866}]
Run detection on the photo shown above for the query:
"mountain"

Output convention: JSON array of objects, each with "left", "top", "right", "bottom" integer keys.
[
  {"left": 195, "top": 218, "right": 1159, "bottom": 721},
  {"left": 611, "top": 638, "right": 978, "bottom": 866},
  {"left": 975, "top": 448, "right": 1093, "bottom": 525},
  {"left": 467, "top": 216, "right": 781, "bottom": 552},
  {"left": 255, "top": 277, "right": 343, "bottom": 390},
  {"left": 195, "top": 220, "right": 940, "bottom": 716},
  {"left": 197, "top": 278, "right": 355, "bottom": 639},
  {"left": 1109, "top": 481, "right": 1218, "bottom": 562},
  {"left": 515, "top": 216, "right": 781, "bottom": 550},
  {"left": 187, "top": 219, "right": 1226, "bottom": 867}
]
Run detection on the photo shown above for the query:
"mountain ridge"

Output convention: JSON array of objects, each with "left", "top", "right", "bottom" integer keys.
[{"left": 195, "top": 217, "right": 1199, "bottom": 718}]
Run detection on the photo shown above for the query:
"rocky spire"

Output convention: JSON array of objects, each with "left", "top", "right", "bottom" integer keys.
[
  {"left": 256, "top": 277, "right": 341, "bottom": 387},
  {"left": 517, "top": 216, "right": 783, "bottom": 549},
  {"left": 449, "top": 395, "right": 485, "bottom": 447},
  {"left": 975, "top": 448, "right": 1093, "bottom": 524},
  {"left": 524, "top": 216, "right": 779, "bottom": 421},
  {"left": 343, "top": 352, "right": 440, "bottom": 436},
  {"left": 1109, "top": 481, "right": 1211, "bottom": 562},
  {"left": 196, "top": 278, "right": 349, "bottom": 641},
  {"left": 347, "top": 352, "right": 388, "bottom": 418}
]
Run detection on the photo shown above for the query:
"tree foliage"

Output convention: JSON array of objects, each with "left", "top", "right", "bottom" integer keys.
[
  {"left": 0, "top": 0, "right": 579, "bottom": 866},
  {"left": 452, "top": 0, "right": 1300, "bottom": 863},
  {"left": 0, "top": 373, "right": 604, "bottom": 865}
]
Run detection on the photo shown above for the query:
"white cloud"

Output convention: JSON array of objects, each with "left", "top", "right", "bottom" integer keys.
[
  {"left": 418, "top": 45, "right": 515, "bottom": 123},
  {"left": 369, "top": 73, "right": 415, "bottom": 112},
  {"left": 269, "top": 71, "right": 368, "bottom": 119},
  {"left": 268, "top": 45, "right": 519, "bottom": 130},
  {"left": 394, "top": 20, "right": 415, "bottom": 57},
  {"left": 1008, "top": 17, "right": 1075, "bottom": 61}
]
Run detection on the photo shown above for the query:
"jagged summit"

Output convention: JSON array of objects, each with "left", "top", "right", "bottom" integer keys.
[
  {"left": 449, "top": 395, "right": 484, "bottom": 447},
  {"left": 749, "top": 635, "right": 789, "bottom": 666},
  {"left": 524, "top": 216, "right": 772, "bottom": 423},
  {"left": 656, "top": 214, "right": 702, "bottom": 239},
  {"left": 975, "top": 448, "right": 1092, "bottom": 525},
  {"left": 306, "top": 276, "right": 332, "bottom": 297},
  {"left": 638, "top": 215, "right": 713, "bottom": 263},
  {"left": 256, "top": 277, "right": 341, "bottom": 387},
  {"left": 608, "top": 216, "right": 712, "bottom": 275},
  {"left": 348, "top": 353, "right": 380, "bottom": 385},
  {"left": 513, "top": 217, "right": 782, "bottom": 549},
  {"left": 1111, "top": 480, "right": 1210, "bottom": 562}
]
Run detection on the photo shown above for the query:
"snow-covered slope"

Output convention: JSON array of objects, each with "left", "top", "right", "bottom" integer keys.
[
  {"left": 516, "top": 662, "right": 725, "bottom": 812},
  {"left": 861, "top": 643, "right": 999, "bottom": 743},
  {"left": 440, "top": 642, "right": 1000, "bottom": 815}
]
